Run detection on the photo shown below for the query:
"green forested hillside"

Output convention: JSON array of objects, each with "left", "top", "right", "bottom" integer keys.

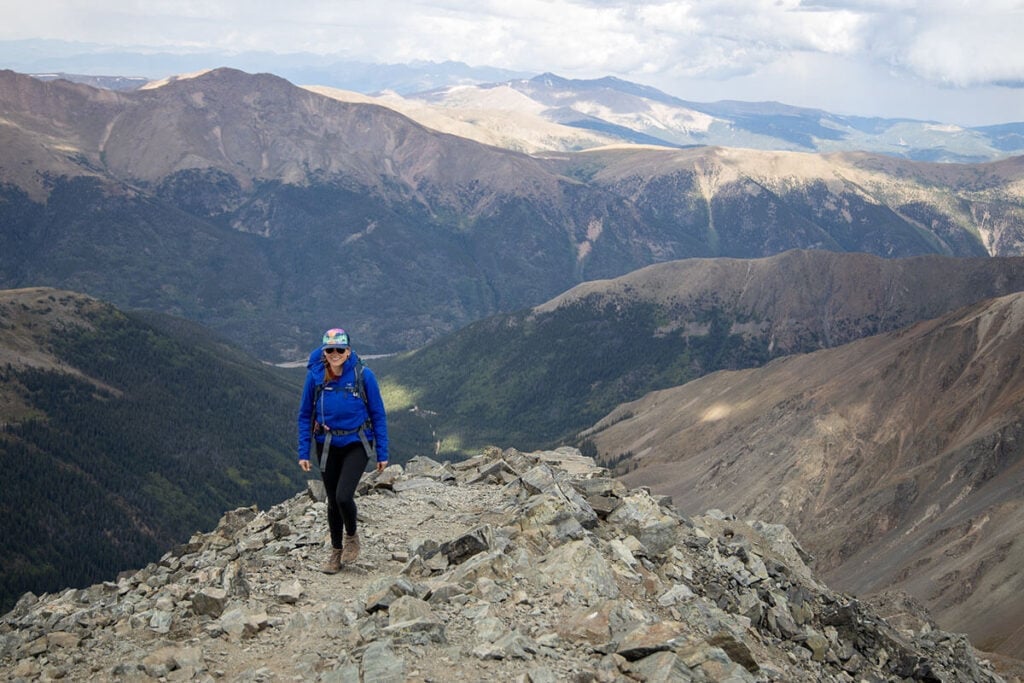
[
  {"left": 375, "top": 251, "right": 1024, "bottom": 461},
  {"left": 375, "top": 296, "right": 764, "bottom": 459},
  {"left": 0, "top": 290, "right": 305, "bottom": 613}
]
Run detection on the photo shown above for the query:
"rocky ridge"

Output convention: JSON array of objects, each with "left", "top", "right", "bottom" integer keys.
[{"left": 0, "top": 448, "right": 1005, "bottom": 682}]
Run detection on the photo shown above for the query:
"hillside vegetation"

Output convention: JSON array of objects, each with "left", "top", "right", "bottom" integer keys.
[
  {"left": 0, "top": 289, "right": 305, "bottom": 613},
  {"left": 376, "top": 250, "right": 1024, "bottom": 459}
]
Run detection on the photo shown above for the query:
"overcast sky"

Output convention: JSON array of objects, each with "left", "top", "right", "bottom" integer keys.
[{"left": 3, "top": 0, "right": 1024, "bottom": 126}]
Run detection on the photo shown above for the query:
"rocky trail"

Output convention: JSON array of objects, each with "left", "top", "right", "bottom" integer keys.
[{"left": 0, "top": 447, "right": 1012, "bottom": 682}]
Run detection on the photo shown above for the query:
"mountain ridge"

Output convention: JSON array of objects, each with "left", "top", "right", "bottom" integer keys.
[
  {"left": 7, "top": 42, "right": 1021, "bottom": 160},
  {"left": 4, "top": 67, "right": 1024, "bottom": 357},
  {"left": 372, "top": 72, "right": 1024, "bottom": 162},
  {"left": 376, "top": 249, "right": 1024, "bottom": 456}
]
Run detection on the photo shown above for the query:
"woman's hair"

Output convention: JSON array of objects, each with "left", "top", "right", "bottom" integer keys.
[{"left": 322, "top": 350, "right": 344, "bottom": 383}]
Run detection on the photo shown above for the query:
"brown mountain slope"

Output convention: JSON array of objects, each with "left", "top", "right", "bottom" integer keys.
[
  {"left": 4, "top": 67, "right": 1024, "bottom": 357},
  {"left": 559, "top": 145, "right": 1024, "bottom": 257},
  {"left": 585, "top": 292, "right": 1024, "bottom": 658},
  {"left": 537, "top": 249, "right": 1024, "bottom": 356},
  {"left": 0, "top": 67, "right": 560, "bottom": 207},
  {"left": 3, "top": 67, "right": 1024, "bottom": 256}
]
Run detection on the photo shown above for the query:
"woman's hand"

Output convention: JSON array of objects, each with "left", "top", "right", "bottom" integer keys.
[
  {"left": 376, "top": 460, "right": 388, "bottom": 473},
  {"left": 299, "top": 459, "right": 312, "bottom": 472}
]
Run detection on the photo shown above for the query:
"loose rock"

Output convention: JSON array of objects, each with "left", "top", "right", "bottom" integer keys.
[{"left": 0, "top": 446, "right": 1006, "bottom": 682}]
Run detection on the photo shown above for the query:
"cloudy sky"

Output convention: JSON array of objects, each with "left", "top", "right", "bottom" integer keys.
[{"left": 3, "top": 0, "right": 1024, "bottom": 126}]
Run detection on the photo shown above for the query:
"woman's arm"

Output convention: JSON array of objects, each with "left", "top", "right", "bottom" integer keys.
[{"left": 296, "top": 372, "right": 317, "bottom": 464}]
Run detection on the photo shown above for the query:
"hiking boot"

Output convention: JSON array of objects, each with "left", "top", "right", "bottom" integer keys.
[
  {"left": 321, "top": 547, "right": 342, "bottom": 574},
  {"left": 341, "top": 533, "right": 360, "bottom": 563}
]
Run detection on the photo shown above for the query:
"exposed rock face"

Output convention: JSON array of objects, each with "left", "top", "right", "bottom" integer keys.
[{"left": 0, "top": 448, "right": 1004, "bottom": 681}]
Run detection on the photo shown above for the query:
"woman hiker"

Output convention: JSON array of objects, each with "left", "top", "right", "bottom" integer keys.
[{"left": 297, "top": 328, "right": 389, "bottom": 573}]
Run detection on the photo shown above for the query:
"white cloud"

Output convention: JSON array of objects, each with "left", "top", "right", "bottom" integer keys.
[
  {"left": 2, "top": 0, "right": 1023, "bottom": 123},
  {"left": 900, "top": 11, "right": 1024, "bottom": 86}
]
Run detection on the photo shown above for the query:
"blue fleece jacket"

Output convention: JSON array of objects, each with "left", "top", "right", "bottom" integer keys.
[{"left": 297, "top": 349, "right": 389, "bottom": 463}]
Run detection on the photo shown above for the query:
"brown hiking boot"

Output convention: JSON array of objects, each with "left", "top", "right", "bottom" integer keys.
[
  {"left": 321, "top": 547, "right": 342, "bottom": 574},
  {"left": 340, "top": 533, "right": 360, "bottom": 563}
]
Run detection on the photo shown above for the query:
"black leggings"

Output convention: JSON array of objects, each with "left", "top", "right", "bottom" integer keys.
[{"left": 316, "top": 440, "right": 370, "bottom": 548}]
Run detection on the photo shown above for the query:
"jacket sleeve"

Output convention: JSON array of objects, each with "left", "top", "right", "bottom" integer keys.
[
  {"left": 362, "top": 367, "right": 389, "bottom": 462},
  {"left": 297, "top": 372, "right": 317, "bottom": 461}
]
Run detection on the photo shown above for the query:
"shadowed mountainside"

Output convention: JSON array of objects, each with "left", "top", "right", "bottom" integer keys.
[{"left": 0, "top": 288, "right": 304, "bottom": 614}]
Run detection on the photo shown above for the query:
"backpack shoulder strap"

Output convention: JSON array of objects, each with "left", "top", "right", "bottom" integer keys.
[
  {"left": 355, "top": 360, "right": 368, "bottom": 407},
  {"left": 312, "top": 358, "right": 368, "bottom": 419}
]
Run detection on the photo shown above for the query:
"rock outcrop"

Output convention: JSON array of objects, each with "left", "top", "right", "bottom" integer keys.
[{"left": 0, "top": 447, "right": 1005, "bottom": 682}]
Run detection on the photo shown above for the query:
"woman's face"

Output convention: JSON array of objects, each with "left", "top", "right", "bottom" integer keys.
[{"left": 324, "top": 346, "right": 350, "bottom": 367}]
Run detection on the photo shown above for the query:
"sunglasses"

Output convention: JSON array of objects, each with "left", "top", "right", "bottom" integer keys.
[{"left": 324, "top": 347, "right": 349, "bottom": 355}]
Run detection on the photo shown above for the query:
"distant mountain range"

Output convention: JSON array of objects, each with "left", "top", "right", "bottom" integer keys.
[
  {"left": 314, "top": 73, "right": 1024, "bottom": 162},
  {"left": 3, "top": 67, "right": 1024, "bottom": 359},
  {"left": 0, "top": 39, "right": 531, "bottom": 96},
  {"left": 2, "top": 38, "right": 1020, "bottom": 162}
]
